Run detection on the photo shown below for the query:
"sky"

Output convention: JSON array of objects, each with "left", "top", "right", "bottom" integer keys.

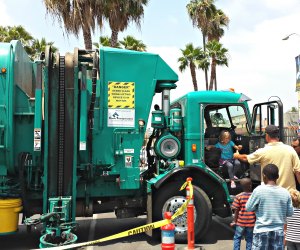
[{"left": 1, "top": 0, "right": 300, "bottom": 112}]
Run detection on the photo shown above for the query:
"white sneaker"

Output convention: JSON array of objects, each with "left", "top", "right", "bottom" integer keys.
[{"left": 231, "top": 181, "right": 236, "bottom": 188}]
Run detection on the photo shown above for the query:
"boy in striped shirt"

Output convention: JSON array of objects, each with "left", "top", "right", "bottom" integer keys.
[
  {"left": 231, "top": 178, "right": 256, "bottom": 250},
  {"left": 246, "top": 164, "right": 294, "bottom": 250},
  {"left": 286, "top": 189, "right": 300, "bottom": 249}
]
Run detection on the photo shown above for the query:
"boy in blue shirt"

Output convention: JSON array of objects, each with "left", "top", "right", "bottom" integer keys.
[{"left": 246, "top": 164, "right": 294, "bottom": 250}]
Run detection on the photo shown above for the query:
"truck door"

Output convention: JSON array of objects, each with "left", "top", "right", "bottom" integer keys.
[
  {"left": 249, "top": 99, "right": 284, "bottom": 181},
  {"left": 251, "top": 99, "right": 284, "bottom": 141}
]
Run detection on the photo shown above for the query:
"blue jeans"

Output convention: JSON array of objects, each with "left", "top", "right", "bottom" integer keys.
[
  {"left": 222, "top": 159, "right": 241, "bottom": 179},
  {"left": 233, "top": 225, "right": 253, "bottom": 250},
  {"left": 252, "top": 230, "right": 284, "bottom": 250}
]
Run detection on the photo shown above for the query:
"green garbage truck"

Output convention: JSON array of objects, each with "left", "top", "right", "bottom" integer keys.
[{"left": 0, "top": 40, "right": 284, "bottom": 247}]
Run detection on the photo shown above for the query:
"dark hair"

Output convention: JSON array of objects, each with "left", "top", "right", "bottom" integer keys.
[
  {"left": 262, "top": 164, "right": 279, "bottom": 181},
  {"left": 240, "top": 178, "right": 252, "bottom": 192}
]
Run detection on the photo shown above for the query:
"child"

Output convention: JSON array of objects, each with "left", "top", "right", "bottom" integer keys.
[
  {"left": 231, "top": 178, "right": 256, "bottom": 250},
  {"left": 215, "top": 130, "right": 242, "bottom": 188},
  {"left": 246, "top": 164, "right": 294, "bottom": 250},
  {"left": 286, "top": 188, "right": 300, "bottom": 249}
]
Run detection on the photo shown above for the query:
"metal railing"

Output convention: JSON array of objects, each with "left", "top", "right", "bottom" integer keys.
[{"left": 283, "top": 127, "right": 297, "bottom": 145}]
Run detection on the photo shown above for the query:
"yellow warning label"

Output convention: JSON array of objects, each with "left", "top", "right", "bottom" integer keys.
[{"left": 108, "top": 82, "right": 135, "bottom": 108}]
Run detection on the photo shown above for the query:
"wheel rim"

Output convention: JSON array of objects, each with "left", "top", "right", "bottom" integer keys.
[{"left": 162, "top": 196, "right": 197, "bottom": 234}]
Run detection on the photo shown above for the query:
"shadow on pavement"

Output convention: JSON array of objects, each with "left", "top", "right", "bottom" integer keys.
[{"left": 0, "top": 214, "right": 234, "bottom": 249}]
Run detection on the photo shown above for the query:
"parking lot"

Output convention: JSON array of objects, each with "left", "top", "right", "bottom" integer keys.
[{"left": 0, "top": 213, "right": 246, "bottom": 250}]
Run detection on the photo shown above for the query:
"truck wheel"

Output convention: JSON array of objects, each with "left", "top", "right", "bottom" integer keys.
[{"left": 153, "top": 183, "right": 212, "bottom": 242}]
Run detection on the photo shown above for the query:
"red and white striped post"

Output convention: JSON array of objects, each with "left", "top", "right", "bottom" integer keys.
[
  {"left": 161, "top": 211, "right": 175, "bottom": 250},
  {"left": 186, "top": 177, "right": 194, "bottom": 249}
]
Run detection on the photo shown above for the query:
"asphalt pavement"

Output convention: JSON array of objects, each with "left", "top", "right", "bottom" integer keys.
[{"left": 0, "top": 213, "right": 246, "bottom": 250}]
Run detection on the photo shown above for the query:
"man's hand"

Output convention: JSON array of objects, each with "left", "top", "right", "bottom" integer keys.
[{"left": 233, "top": 151, "right": 240, "bottom": 159}]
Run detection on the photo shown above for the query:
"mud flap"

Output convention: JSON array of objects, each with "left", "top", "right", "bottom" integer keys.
[{"left": 145, "top": 193, "right": 152, "bottom": 237}]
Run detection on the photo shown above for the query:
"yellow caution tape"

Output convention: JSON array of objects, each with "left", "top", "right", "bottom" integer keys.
[
  {"left": 180, "top": 179, "right": 193, "bottom": 199},
  {"left": 34, "top": 180, "right": 194, "bottom": 250}
]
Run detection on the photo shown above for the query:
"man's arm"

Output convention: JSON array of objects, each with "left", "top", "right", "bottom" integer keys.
[{"left": 233, "top": 152, "right": 249, "bottom": 162}]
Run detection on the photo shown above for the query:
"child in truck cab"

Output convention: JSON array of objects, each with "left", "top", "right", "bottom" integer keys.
[{"left": 209, "top": 130, "right": 242, "bottom": 188}]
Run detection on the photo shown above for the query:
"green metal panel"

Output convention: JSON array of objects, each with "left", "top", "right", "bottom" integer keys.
[
  {"left": 72, "top": 62, "right": 79, "bottom": 220},
  {"left": 0, "top": 41, "right": 35, "bottom": 177},
  {"left": 0, "top": 42, "right": 12, "bottom": 175},
  {"left": 79, "top": 65, "right": 87, "bottom": 151},
  {"left": 91, "top": 48, "right": 178, "bottom": 190}
]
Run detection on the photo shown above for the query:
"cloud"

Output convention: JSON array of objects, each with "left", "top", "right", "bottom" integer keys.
[
  {"left": 0, "top": 0, "right": 12, "bottom": 26},
  {"left": 167, "top": 16, "right": 179, "bottom": 25},
  {"left": 218, "top": 7, "right": 300, "bottom": 111},
  {"left": 148, "top": 8, "right": 300, "bottom": 112}
]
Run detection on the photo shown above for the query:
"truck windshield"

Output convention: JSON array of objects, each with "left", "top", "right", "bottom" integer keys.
[{"left": 208, "top": 105, "right": 248, "bottom": 134}]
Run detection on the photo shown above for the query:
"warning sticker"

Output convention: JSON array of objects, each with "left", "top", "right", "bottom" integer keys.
[
  {"left": 108, "top": 108, "right": 135, "bottom": 127},
  {"left": 108, "top": 82, "right": 135, "bottom": 108},
  {"left": 125, "top": 155, "right": 133, "bottom": 167},
  {"left": 34, "top": 140, "right": 41, "bottom": 151},
  {"left": 34, "top": 128, "right": 41, "bottom": 139}
]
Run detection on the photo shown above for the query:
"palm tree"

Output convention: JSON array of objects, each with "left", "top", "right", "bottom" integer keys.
[
  {"left": 93, "top": 36, "right": 121, "bottom": 49},
  {"left": 43, "top": 0, "right": 103, "bottom": 49},
  {"left": 207, "top": 9, "right": 229, "bottom": 42},
  {"left": 31, "top": 38, "right": 58, "bottom": 60},
  {"left": 0, "top": 26, "right": 57, "bottom": 59},
  {"left": 178, "top": 43, "right": 208, "bottom": 91},
  {"left": 0, "top": 26, "right": 7, "bottom": 41},
  {"left": 187, "top": 0, "right": 217, "bottom": 90},
  {"left": 120, "top": 35, "right": 146, "bottom": 51},
  {"left": 206, "top": 9, "right": 229, "bottom": 90},
  {"left": 0, "top": 25, "right": 33, "bottom": 54},
  {"left": 291, "top": 107, "right": 298, "bottom": 112},
  {"left": 206, "top": 40, "right": 228, "bottom": 90},
  {"left": 102, "top": 0, "right": 148, "bottom": 47}
]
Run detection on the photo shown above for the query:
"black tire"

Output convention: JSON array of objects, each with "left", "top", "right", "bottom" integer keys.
[{"left": 153, "top": 182, "right": 212, "bottom": 243}]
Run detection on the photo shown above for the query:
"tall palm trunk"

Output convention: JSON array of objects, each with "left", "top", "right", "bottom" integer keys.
[
  {"left": 190, "top": 62, "right": 198, "bottom": 91},
  {"left": 214, "top": 71, "right": 217, "bottom": 90},
  {"left": 209, "top": 56, "right": 216, "bottom": 90},
  {"left": 202, "top": 33, "right": 209, "bottom": 90},
  {"left": 110, "top": 29, "right": 119, "bottom": 48},
  {"left": 83, "top": 29, "right": 92, "bottom": 50}
]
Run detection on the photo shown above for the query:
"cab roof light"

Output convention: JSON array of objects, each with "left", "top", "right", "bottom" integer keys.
[{"left": 221, "top": 88, "right": 235, "bottom": 92}]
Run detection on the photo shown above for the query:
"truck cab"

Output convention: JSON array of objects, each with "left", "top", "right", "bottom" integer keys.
[{"left": 148, "top": 90, "right": 284, "bottom": 241}]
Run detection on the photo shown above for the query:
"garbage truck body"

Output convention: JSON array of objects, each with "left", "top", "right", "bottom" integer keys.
[{"left": 0, "top": 40, "right": 284, "bottom": 246}]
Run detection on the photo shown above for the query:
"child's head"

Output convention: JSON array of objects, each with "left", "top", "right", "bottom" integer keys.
[
  {"left": 219, "top": 130, "right": 231, "bottom": 144},
  {"left": 240, "top": 178, "right": 252, "bottom": 192},
  {"left": 262, "top": 164, "right": 279, "bottom": 184}
]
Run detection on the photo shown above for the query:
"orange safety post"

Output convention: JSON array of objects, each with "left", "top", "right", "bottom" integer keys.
[
  {"left": 186, "top": 177, "right": 195, "bottom": 249},
  {"left": 161, "top": 212, "right": 175, "bottom": 250}
]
